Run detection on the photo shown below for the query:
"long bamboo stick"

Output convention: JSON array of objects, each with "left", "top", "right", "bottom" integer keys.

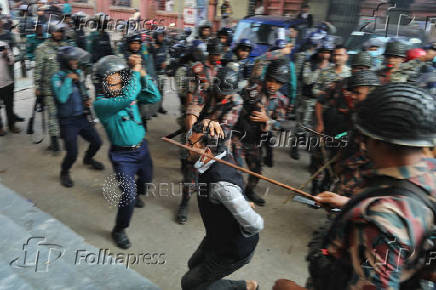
[{"left": 161, "top": 137, "right": 315, "bottom": 200}]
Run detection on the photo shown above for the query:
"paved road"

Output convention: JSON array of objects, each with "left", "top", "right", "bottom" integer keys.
[{"left": 0, "top": 74, "right": 326, "bottom": 290}]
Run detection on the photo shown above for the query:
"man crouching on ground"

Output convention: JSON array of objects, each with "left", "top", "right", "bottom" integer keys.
[{"left": 181, "top": 122, "right": 263, "bottom": 290}]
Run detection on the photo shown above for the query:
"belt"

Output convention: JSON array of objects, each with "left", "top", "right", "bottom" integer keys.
[{"left": 111, "top": 139, "right": 145, "bottom": 152}]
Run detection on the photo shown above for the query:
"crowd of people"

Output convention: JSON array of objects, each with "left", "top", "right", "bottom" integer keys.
[{"left": 1, "top": 1, "right": 436, "bottom": 289}]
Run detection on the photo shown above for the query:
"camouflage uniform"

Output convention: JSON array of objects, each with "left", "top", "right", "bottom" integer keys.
[
  {"left": 295, "top": 62, "right": 333, "bottom": 136},
  {"left": 25, "top": 33, "right": 48, "bottom": 61},
  {"left": 310, "top": 65, "right": 351, "bottom": 194},
  {"left": 34, "top": 38, "right": 68, "bottom": 137},
  {"left": 238, "top": 89, "right": 287, "bottom": 192},
  {"left": 313, "top": 65, "right": 352, "bottom": 96},
  {"left": 314, "top": 158, "right": 436, "bottom": 289}
]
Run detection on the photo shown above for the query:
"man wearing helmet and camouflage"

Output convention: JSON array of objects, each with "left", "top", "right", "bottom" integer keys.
[
  {"left": 93, "top": 54, "right": 160, "bottom": 249},
  {"left": 377, "top": 41, "right": 409, "bottom": 84},
  {"left": 236, "top": 59, "right": 290, "bottom": 206},
  {"left": 176, "top": 63, "right": 241, "bottom": 224},
  {"left": 34, "top": 22, "right": 69, "bottom": 153},
  {"left": 25, "top": 23, "right": 48, "bottom": 61},
  {"left": 51, "top": 46, "right": 104, "bottom": 187},
  {"left": 290, "top": 43, "right": 333, "bottom": 160},
  {"left": 184, "top": 38, "right": 223, "bottom": 129},
  {"left": 274, "top": 83, "right": 436, "bottom": 290},
  {"left": 217, "top": 27, "right": 233, "bottom": 57},
  {"left": 222, "top": 38, "right": 255, "bottom": 89},
  {"left": 195, "top": 20, "right": 213, "bottom": 54},
  {"left": 333, "top": 70, "right": 380, "bottom": 197}
]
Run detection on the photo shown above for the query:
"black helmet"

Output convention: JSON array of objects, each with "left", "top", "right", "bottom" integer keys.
[
  {"left": 93, "top": 55, "right": 130, "bottom": 96},
  {"left": 236, "top": 38, "right": 253, "bottom": 51},
  {"left": 354, "top": 83, "right": 436, "bottom": 147},
  {"left": 198, "top": 20, "right": 212, "bottom": 29},
  {"left": 214, "top": 65, "right": 239, "bottom": 95},
  {"left": 207, "top": 38, "right": 223, "bottom": 55},
  {"left": 265, "top": 59, "right": 290, "bottom": 84},
  {"left": 57, "top": 46, "right": 84, "bottom": 70},
  {"left": 351, "top": 51, "right": 372, "bottom": 68},
  {"left": 384, "top": 41, "right": 408, "bottom": 58},
  {"left": 48, "top": 22, "right": 67, "bottom": 35},
  {"left": 217, "top": 27, "right": 232, "bottom": 37},
  {"left": 152, "top": 29, "right": 165, "bottom": 40},
  {"left": 184, "top": 27, "right": 192, "bottom": 37},
  {"left": 349, "top": 70, "right": 380, "bottom": 88},
  {"left": 126, "top": 33, "right": 142, "bottom": 44}
]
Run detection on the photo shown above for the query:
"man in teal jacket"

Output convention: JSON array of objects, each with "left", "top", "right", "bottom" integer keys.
[
  {"left": 52, "top": 46, "right": 104, "bottom": 188},
  {"left": 93, "top": 54, "right": 161, "bottom": 249},
  {"left": 25, "top": 24, "right": 48, "bottom": 61}
]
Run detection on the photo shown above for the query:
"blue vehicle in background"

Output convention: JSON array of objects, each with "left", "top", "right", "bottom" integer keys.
[{"left": 232, "top": 15, "right": 305, "bottom": 60}]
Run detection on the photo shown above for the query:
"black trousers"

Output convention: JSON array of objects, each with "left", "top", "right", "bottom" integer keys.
[
  {"left": 59, "top": 115, "right": 102, "bottom": 172},
  {"left": 0, "top": 83, "right": 15, "bottom": 129},
  {"left": 109, "top": 140, "right": 153, "bottom": 229},
  {"left": 181, "top": 239, "right": 252, "bottom": 290}
]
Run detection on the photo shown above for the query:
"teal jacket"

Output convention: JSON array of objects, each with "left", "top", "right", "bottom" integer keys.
[
  {"left": 26, "top": 34, "right": 48, "bottom": 61},
  {"left": 51, "top": 69, "right": 88, "bottom": 118},
  {"left": 94, "top": 71, "right": 161, "bottom": 146},
  {"left": 63, "top": 3, "right": 72, "bottom": 14}
]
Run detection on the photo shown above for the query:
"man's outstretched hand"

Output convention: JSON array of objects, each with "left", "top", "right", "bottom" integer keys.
[
  {"left": 202, "top": 119, "right": 225, "bottom": 139},
  {"left": 313, "top": 191, "right": 350, "bottom": 209}
]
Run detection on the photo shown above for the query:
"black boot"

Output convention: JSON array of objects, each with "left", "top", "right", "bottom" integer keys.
[
  {"left": 112, "top": 227, "right": 131, "bottom": 249},
  {"left": 135, "top": 196, "right": 145, "bottom": 208},
  {"left": 60, "top": 171, "right": 73, "bottom": 188},
  {"left": 83, "top": 155, "right": 105, "bottom": 170},
  {"left": 290, "top": 145, "right": 300, "bottom": 160},
  {"left": 176, "top": 190, "right": 191, "bottom": 224},
  {"left": 158, "top": 107, "right": 168, "bottom": 114},
  {"left": 245, "top": 187, "right": 266, "bottom": 206},
  {"left": 14, "top": 115, "right": 25, "bottom": 122},
  {"left": 47, "top": 136, "right": 60, "bottom": 153}
]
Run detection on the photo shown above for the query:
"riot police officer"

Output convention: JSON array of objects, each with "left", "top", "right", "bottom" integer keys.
[
  {"left": 52, "top": 46, "right": 104, "bottom": 187},
  {"left": 93, "top": 55, "right": 160, "bottom": 249}
]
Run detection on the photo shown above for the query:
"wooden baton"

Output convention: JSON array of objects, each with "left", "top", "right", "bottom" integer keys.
[{"left": 161, "top": 137, "right": 315, "bottom": 200}]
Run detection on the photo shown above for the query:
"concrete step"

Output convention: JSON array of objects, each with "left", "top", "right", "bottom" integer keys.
[{"left": 0, "top": 183, "right": 161, "bottom": 290}]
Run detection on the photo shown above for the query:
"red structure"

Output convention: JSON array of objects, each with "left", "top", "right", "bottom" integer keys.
[{"left": 265, "top": 0, "right": 304, "bottom": 16}]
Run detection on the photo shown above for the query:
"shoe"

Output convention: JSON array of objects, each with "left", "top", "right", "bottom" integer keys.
[
  {"left": 9, "top": 127, "right": 21, "bottom": 134},
  {"left": 83, "top": 157, "right": 105, "bottom": 170},
  {"left": 60, "top": 171, "right": 73, "bottom": 188},
  {"left": 245, "top": 188, "right": 266, "bottom": 206},
  {"left": 0, "top": 128, "right": 6, "bottom": 136},
  {"left": 176, "top": 203, "right": 189, "bottom": 224},
  {"left": 290, "top": 146, "right": 300, "bottom": 160},
  {"left": 135, "top": 196, "right": 145, "bottom": 208},
  {"left": 158, "top": 108, "right": 168, "bottom": 114},
  {"left": 47, "top": 136, "right": 60, "bottom": 153},
  {"left": 14, "top": 115, "right": 25, "bottom": 122},
  {"left": 112, "top": 228, "right": 131, "bottom": 249},
  {"left": 263, "top": 156, "right": 273, "bottom": 168}
]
